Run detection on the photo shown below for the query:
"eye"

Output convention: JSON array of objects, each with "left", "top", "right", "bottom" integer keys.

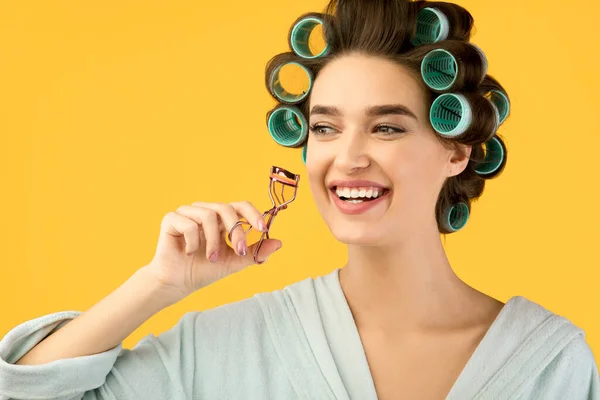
[
  {"left": 309, "top": 124, "right": 336, "bottom": 136},
  {"left": 374, "top": 124, "right": 406, "bottom": 135}
]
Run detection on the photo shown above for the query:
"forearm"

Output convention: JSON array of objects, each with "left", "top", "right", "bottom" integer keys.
[{"left": 16, "top": 266, "right": 175, "bottom": 365}]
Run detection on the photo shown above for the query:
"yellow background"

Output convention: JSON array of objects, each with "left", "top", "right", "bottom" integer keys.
[{"left": 1, "top": 0, "right": 598, "bottom": 363}]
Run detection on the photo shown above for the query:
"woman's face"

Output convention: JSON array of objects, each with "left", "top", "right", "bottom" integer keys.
[{"left": 306, "top": 53, "right": 469, "bottom": 246}]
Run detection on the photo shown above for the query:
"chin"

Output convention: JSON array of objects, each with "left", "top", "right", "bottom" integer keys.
[{"left": 327, "top": 219, "right": 387, "bottom": 246}]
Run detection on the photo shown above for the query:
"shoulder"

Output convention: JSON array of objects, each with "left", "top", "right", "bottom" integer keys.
[
  {"left": 523, "top": 332, "right": 599, "bottom": 397},
  {"left": 507, "top": 296, "right": 599, "bottom": 393}
]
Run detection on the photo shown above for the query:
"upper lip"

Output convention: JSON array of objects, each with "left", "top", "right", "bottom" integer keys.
[{"left": 328, "top": 179, "right": 390, "bottom": 190}]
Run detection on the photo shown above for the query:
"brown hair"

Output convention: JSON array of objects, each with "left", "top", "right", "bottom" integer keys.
[{"left": 265, "top": 0, "right": 510, "bottom": 234}]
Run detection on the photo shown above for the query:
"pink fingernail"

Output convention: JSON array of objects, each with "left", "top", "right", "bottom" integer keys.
[
  {"left": 237, "top": 240, "right": 247, "bottom": 256},
  {"left": 209, "top": 251, "right": 218, "bottom": 263},
  {"left": 258, "top": 220, "right": 266, "bottom": 232}
]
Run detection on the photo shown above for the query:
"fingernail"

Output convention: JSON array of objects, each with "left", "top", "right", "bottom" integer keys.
[
  {"left": 258, "top": 220, "right": 266, "bottom": 232},
  {"left": 237, "top": 240, "right": 247, "bottom": 256},
  {"left": 209, "top": 251, "right": 218, "bottom": 263}
]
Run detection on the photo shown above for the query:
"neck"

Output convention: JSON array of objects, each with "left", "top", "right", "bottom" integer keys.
[{"left": 339, "top": 225, "right": 479, "bottom": 333}]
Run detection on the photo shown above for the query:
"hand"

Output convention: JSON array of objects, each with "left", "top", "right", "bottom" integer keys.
[{"left": 144, "top": 201, "right": 282, "bottom": 303}]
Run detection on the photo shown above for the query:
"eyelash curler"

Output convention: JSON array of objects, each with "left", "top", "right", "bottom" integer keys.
[{"left": 227, "top": 166, "right": 300, "bottom": 265}]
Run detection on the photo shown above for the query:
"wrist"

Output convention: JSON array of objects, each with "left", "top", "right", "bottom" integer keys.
[{"left": 136, "top": 265, "right": 187, "bottom": 308}]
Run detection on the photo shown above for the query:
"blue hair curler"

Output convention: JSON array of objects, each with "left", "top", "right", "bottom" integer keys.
[
  {"left": 268, "top": 105, "right": 308, "bottom": 148},
  {"left": 413, "top": 7, "right": 450, "bottom": 46},
  {"left": 269, "top": 61, "right": 313, "bottom": 104},
  {"left": 429, "top": 93, "right": 472, "bottom": 138},
  {"left": 421, "top": 49, "right": 458, "bottom": 91},
  {"left": 290, "top": 16, "right": 329, "bottom": 59},
  {"left": 441, "top": 202, "right": 470, "bottom": 232},
  {"left": 488, "top": 89, "right": 510, "bottom": 125},
  {"left": 301, "top": 142, "right": 308, "bottom": 164},
  {"left": 475, "top": 136, "right": 506, "bottom": 177}
]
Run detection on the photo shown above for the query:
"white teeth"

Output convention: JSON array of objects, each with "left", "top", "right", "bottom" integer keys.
[{"left": 334, "top": 186, "right": 387, "bottom": 201}]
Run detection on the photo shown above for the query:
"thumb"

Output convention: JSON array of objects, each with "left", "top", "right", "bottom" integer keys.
[{"left": 251, "top": 238, "right": 282, "bottom": 264}]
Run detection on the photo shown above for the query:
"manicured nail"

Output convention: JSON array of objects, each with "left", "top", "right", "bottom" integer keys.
[
  {"left": 237, "top": 240, "right": 247, "bottom": 256},
  {"left": 209, "top": 251, "right": 218, "bottom": 263},
  {"left": 257, "top": 220, "right": 267, "bottom": 232}
]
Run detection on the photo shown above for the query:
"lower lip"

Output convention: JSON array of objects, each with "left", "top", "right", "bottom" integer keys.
[{"left": 330, "top": 189, "right": 390, "bottom": 215}]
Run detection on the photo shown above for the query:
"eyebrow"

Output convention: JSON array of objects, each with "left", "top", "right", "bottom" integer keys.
[{"left": 310, "top": 104, "right": 418, "bottom": 120}]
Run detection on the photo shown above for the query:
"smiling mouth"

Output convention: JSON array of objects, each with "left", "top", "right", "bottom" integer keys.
[{"left": 331, "top": 186, "right": 391, "bottom": 203}]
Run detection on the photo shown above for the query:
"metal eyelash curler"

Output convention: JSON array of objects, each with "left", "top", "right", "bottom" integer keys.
[{"left": 227, "top": 166, "right": 300, "bottom": 265}]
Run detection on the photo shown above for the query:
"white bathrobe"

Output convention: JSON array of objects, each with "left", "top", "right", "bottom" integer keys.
[{"left": 0, "top": 268, "right": 598, "bottom": 399}]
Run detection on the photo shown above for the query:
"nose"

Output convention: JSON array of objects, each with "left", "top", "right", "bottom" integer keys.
[{"left": 333, "top": 130, "right": 371, "bottom": 173}]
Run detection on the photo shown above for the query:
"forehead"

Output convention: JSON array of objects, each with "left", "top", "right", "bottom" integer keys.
[{"left": 309, "top": 54, "right": 427, "bottom": 115}]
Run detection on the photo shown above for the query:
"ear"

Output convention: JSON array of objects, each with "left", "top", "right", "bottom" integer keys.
[{"left": 447, "top": 144, "right": 472, "bottom": 178}]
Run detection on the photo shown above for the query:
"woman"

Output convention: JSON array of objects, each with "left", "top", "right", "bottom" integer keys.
[{"left": 1, "top": 0, "right": 598, "bottom": 399}]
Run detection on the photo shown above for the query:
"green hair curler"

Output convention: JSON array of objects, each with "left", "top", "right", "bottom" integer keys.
[
  {"left": 475, "top": 136, "right": 506, "bottom": 177},
  {"left": 421, "top": 45, "right": 488, "bottom": 91},
  {"left": 429, "top": 93, "right": 472, "bottom": 138},
  {"left": 290, "top": 16, "right": 329, "bottom": 59},
  {"left": 442, "top": 202, "right": 470, "bottom": 232},
  {"left": 269, "top": 61, "right": 313, "bottom": 104},
  {"left": 488, "top": 89, "right": 510, "bottom": 125},
  {"left": 413, "top": 7, "right": 450, "bottom": 46},
  {"left": 421, "top": 49, "right": 458, "bottom": 91},
  {"left": 268, "top": 105, "right": 308, "bottom": 148},
  {"left": 471, "top": 43, "right": 489, "bottom": 80},
  {"left": 301, "top": 142, "right": 308, "bottom": 164}
]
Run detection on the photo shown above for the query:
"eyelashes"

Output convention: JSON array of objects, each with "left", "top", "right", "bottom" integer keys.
[
  {"left": 308, "top": 124, "right": 407, "bottom": 136},
  {"left": 308, "top": 124, "right": 334, "bottom": 135}
]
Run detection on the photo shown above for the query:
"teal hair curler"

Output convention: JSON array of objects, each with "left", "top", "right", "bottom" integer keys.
[
  {"left": 421, "top": 49, "right": 458, "bottom": 91},
  {"left": 471, "top": 43, "right": 489, "bottom": 79},
  {"left": 430, "top": 93, "right": 472, "bottom": 138},
  {"left": 290, "top": 16, "right": 329, "bottom": 59},
  {"left": 269, "top": 61, "right": 313, "bottom": 104},
  {"left": 491, "top": 100, "right": 500, "bottom": 133},
  {"left": 268, "top": 105, "right": 308, "bottom": 148},
  {"left": 301, "top": 142, "right": 308, "bottom": 164},
  {"left": 412, "top": 7, "right": 450, "bottom": 46},
  {"left": 488, "top": 89, "right": 510, "bottom": 125},
  {"left": 475, "top": 136, "right": 506, "bottom": 177},
  {"left": 441, "top": 202, "right": 470, "bottom": 232}
]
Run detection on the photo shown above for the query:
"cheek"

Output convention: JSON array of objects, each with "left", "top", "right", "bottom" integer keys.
[
  {"left": 384, "top": 143, "right": 445, "bottom": 193},
  {"left": 305, "top": 152, "right": 328, "bottom": 196}
]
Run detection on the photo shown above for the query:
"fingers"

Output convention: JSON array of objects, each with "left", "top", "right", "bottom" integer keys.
[
  {"left": 196, "top": 203, "right": 249, "bottom": 256},
  {"left": 251, "top": 238, "right": 282, "bottom": 264},
  {"left": 175, "top": 205, "right": 220, "bottom": 261},
  {"left": 191, "top": 201, "right": 267, "bottom": 256},
  {"left": 161, "top": 212, "right": 201, "bottom": 256},
  {"left": 174, "top": 201, "right": 267, "bottom": 264},
  {"left": 229, "top": 201, "right": 267, "bottom": 232}
]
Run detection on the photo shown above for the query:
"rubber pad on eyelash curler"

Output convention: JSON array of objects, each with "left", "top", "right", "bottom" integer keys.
[
  {"left": 290, "top": 16, "right": 329, "bottom": 59},
  {"left": 429, "top": 93, "right": 473, "bottom": 138},
  {"left": 441, "top": 202, "right": 469, "bottom": 232},
  {"left": 268, "top": 105, "right": 308, "bottom": 148},
  {"left": 412, "top": 7, "right": 450, "bottom": 46}
]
